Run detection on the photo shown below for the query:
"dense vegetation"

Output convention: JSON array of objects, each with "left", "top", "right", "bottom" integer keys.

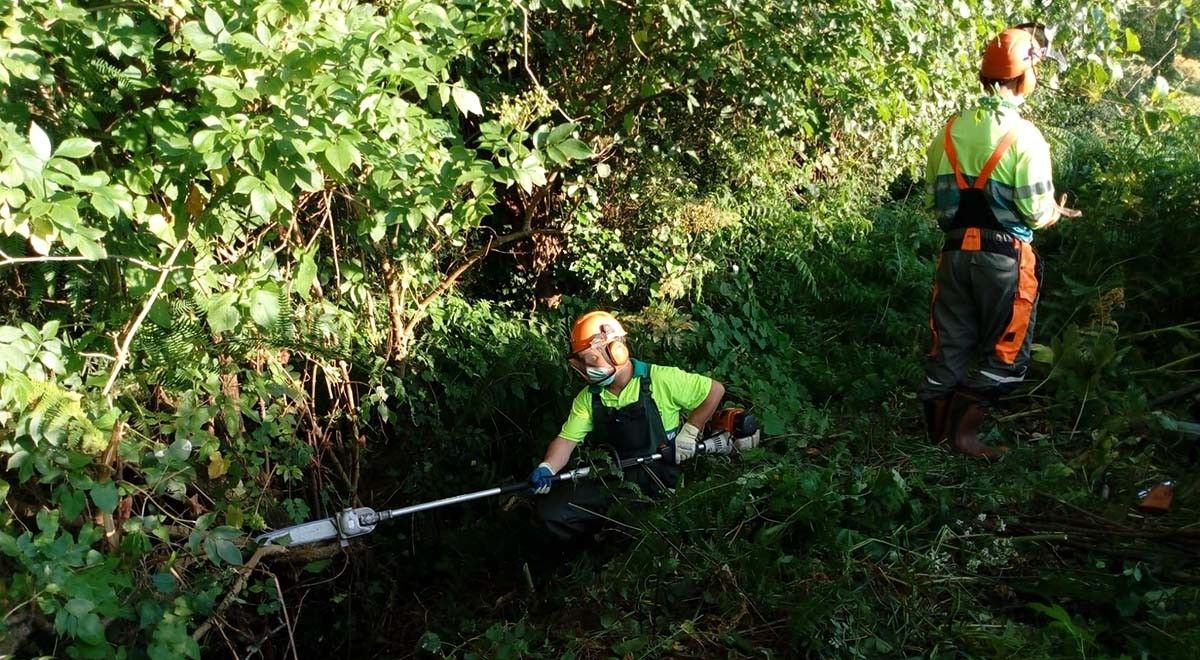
[{"left": 2, "top": 0, "right": 1198, "bottom": 657}]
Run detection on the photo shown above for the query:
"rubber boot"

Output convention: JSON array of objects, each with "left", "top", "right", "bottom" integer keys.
[
  {"left": 922, "top": 397, "right": 951, "bottom": 444},
  {"left": 947, "top": 391, "right": 1005, "bottom": 460}
]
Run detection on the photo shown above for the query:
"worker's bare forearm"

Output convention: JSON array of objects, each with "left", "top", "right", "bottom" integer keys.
[
  {"left": 686, "top": 380, "right": 726, "bottom": 429},
  {"left": 542, "top": 435, "right": 578, "bottom": 473}
]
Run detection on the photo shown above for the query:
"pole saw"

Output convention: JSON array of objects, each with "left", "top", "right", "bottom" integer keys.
[
  {"left": 254, "top": 452, "right": 664, "bottom": 548},
  {"left": 255, "top": 410, "right": 760, "bottom": 549}
]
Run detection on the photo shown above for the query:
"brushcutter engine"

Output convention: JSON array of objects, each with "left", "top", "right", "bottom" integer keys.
[{"left": 703, "top": 406, "right": 761, "bottom": 455}]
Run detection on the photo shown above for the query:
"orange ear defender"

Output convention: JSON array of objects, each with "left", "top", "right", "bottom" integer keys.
[
  {"left": 571, "top": 311, "right": 630, "bottom": 366},
  {"left": 606, "top": 337, "right": 629, "bottom": 366}
]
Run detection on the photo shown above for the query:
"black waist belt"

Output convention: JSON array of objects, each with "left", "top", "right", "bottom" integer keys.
[{"left": 942, "top": 227, "right": 1019, "bottom": 259}]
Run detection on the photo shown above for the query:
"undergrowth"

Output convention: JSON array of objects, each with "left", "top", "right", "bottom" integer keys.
[{"left": 273, "top": 106, "right": 1200, "bottom": 658}]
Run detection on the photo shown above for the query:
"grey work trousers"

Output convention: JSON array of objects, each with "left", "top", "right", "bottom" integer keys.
[{"left": 918, "top": 228, "right": 1042, "bottom": 402}]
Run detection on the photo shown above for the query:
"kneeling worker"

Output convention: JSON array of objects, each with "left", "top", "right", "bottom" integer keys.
[{"left": 529, "top": 311, "right": 725, "bottom": 540}]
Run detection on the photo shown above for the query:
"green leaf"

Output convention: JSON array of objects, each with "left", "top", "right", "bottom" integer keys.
[
  {"left": 206, "top": 292, "right": 241, "bottom": 334},
  {"left": 66, "top": 598, "right": 95, "bottom": 617},
  {"left": 29, "top": 121, "right": 52, "bottom": 162},
  {"left": 451, "top": 85, "right": 483, "bottom": 117},
  {"left": 294, "top": 248, "right": 318, "bottom": 300},
  {"left": 167, "top": 437, "right": 194, "bottom": 462},
  {"left": 70, "top": 235, "right": 107, "bottom": 259},
  {"left": 234, "top": 175, "right": 260, "bottom": 195},
  {"left": 7, "top": 450, "right": 31, "bottom": 471},
  {"left": 250, "top": 186, "right": 276, "bottom": 219},
  {"left": 548, "top": 122, "right": 577, "bottom": 145},
  {"left": 59, "top": 486, "right": 86, "bottom": 519},
  {"left": 38, "top": 350, "right": 64, "bottom": 373},
  {"left": 557, "top": 139, "right": 593, "bottom": 160},
  {"left": 77, "top": 612, "right": 104, "bottom": 644},
  {"left": 91, "top": 185, "right": 133, "bottom": 219},
  {"left": 419, "top": 632, "right": 442, "bottom": 652},
  {"left": 304, "top": 559, "right": 332, "bottom": 573},
  {"left": 55, "top": 138, "right": 98, "bottom": 159},
  {"left": 225, "top": 504, "right": 244, "bottom": 528},
  {"left": 1031, "top": 343, "right": 1055, "bottom": 365},
  {"left": 152, "top": 572, "right": 178, "bottom": 594},
  {"left": 415, "top": 3, "right": 451, "bottom": 28},
  {"left": 214, "top": 538, "right": 243, "bottom": 566},
  {"left": 1125, "top": 28, "right": 1141, "bottom": 53},
  {"left": 207, "top": 451, "right": 230, "bottom": 479},
  {"left": 249, "top": 287, "right": 281, "bottom": 328},
  {"left": 147, "top": 213, "right": 175, "bottom": 245},
  {"left": 90, "top": 481, "right": 119, "bottom": 514},
  {"left": 324, "top": 138, "right": 360, "bottom": 175},
  {"left": 204, "top": 8, "right": 225, "bottom": 35}
]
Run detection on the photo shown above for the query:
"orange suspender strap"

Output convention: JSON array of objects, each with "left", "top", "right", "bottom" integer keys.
[
  {"left": 974, "top": 128, "right": 1019, "bottom": 190},
  {"left": 943, "top": 116, "right": 1019, "bottom": 191},
  {"left": 943, "top": 117, "right": 968, "bottom": 190}
]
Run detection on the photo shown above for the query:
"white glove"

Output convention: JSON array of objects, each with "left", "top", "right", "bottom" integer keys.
[
  {"left": 734, "top": 430, "right": 761, "bottom": 453},
  {"left": 674, "top": 423, "right": 701, "bottom": 464}
]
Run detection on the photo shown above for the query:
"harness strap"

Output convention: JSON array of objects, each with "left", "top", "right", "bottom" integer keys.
[
  {"left": 588, "top": 360, "right": 666, "bottom": 456},
  {"left": 974, "top": 129, "right": 1019, "bottom": 190},
  {"left": 941, "top": 228, "right": 1020, "bottom": 259},
  {"left": 943, "top": 117, "right": 968, "bottom": 190},
  {"left": 943, "top": 116, "right": 1020, "bottom": 191}
]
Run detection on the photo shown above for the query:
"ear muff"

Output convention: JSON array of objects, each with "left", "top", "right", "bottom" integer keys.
[
  {"left": 1018, "top": 67, "right": 1037, "bottom": 97},
  {"left": 606, "top": 338, "right": 629, "bottom": 366}
]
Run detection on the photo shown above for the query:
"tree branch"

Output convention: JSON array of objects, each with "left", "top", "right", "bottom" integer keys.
[
  {"left": 395, "top": 174, "right": 563, "bottom": 349},
  {"left": 101, "top": 240, "right": 186, "bottom": 399},
  {"left": 192, "top": 544, "right": 289, "bottom": 642},
  {"left": 0, "top": 249, "right": 177, "bottom": 272}
]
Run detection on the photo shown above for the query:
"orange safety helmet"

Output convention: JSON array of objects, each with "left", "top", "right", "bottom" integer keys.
[
  {"left": 570, "top": 311, "right": 629, "bottom": 366},
  {"left": 981, "top": 28, "right": 1039, "bottom": 96}
]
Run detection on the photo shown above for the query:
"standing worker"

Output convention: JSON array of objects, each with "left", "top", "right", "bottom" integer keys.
[
  {"left": 529, "top": 311, "right": 725, "bottom": 540},
  {"left": 919, "top": 26, "right": 1080, "bottom": 458}
]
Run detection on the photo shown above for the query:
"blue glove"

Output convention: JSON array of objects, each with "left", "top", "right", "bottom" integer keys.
[{"left": 529, "top": 462, "right": 555, "bottom": 495}]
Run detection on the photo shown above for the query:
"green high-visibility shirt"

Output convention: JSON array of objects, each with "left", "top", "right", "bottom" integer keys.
[
  {"left": 559, "top": 364, "right": 713, "bottom": 442},
  {"left": 925, "top": 95, "right": 1058, "bottom": 242}
]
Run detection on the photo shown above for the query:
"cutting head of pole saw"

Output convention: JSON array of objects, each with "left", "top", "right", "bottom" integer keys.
[{"left": 254, "top": 506, "right": 383, "bottom": 548}]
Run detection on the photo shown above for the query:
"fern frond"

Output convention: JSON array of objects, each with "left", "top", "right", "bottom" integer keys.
[{"left": 20, "top": 379, "right": 106, "bottom": 453}]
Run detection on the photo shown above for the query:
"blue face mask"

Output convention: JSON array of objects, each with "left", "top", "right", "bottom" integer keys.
[{"left": 586, "top": 366, "right": 616, "bottom": 386}]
